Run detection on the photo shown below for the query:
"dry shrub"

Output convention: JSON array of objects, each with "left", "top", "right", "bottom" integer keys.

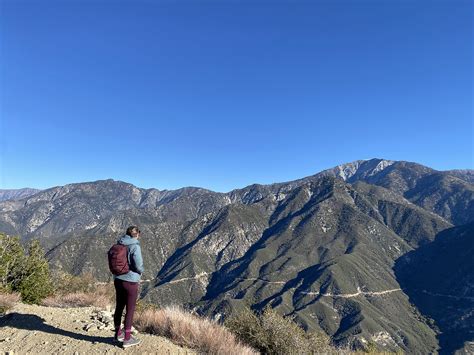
[
  {"left": 95, "top": 282, "right": 116, "bottom": 307},
  {"left": 0, "top": 291, "right": 20, "bottom": 314},
  {"left": 52, "top": 271, "right": 98, "bottom": 294},
  {"left": 135, "top": 300, "right": 159, "bottom": 313},
  {"left": 43, "top": 273, "right": 115, "bottom": 309},
  {"left": 226, "top": 306, "right": 334, "bottom": 354},
  {"left": 135, "top": 305, "right": 257, "bottom": 355},
  {"left": 42, "top": 291, "right": 111, "bottom": 308}
]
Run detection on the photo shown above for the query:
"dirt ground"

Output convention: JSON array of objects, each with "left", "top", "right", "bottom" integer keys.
[{"left": 0, "top": 303, "right": 194, "bottom": 354}]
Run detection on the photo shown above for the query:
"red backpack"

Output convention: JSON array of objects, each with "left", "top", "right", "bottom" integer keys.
[{"left": 108, "top": 244, "right": 129, "bottom": 275}]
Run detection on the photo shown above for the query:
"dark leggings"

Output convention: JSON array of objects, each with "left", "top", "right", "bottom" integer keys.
[{"left": 113, "top": 279, "right": 139, "bottom": 331}]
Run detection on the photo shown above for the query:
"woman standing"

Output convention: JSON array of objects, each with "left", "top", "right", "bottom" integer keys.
[{"left": 113, "top": 225, "right": 144, "bottom": 348}]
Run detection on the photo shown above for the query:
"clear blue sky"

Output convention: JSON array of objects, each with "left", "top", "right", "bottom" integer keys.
[{"left": 1, "top": 0, "right": 472, "bottom": 192}]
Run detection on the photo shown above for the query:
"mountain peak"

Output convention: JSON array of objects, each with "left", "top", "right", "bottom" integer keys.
[{"left": 324, "top": 158, "right": 395, "bottom": 181}]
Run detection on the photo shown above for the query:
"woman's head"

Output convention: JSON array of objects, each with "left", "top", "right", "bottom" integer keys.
[{"left": 126, "top": 226, "right": 141, "bottom": 238}]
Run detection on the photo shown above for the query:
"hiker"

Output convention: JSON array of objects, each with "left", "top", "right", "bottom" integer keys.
[{"left": 109, "top": 225, "right": 144, "bottom": 348}]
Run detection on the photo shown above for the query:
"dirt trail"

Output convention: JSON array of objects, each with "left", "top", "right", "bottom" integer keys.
[
  {"left": 301, "top": 287, "right": 403, "bottom": 298},
  {"left": 0, "top": 303, "right": 194, "bottom": 354}
]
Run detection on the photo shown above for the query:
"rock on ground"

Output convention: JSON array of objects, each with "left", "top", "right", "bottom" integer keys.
[{"left": 0, "top": 303, "right": 194, "bottom": 354}]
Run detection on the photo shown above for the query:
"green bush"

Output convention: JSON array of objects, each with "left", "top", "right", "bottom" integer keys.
[
  {"left": 226, "top": 306, "right": 332, "bottom": 354},
  {"left": 225, "top": 307, "right": 265, "bottom": 350},
  {"left": 0, "top": 233, "right": 53, "bottom": 304},
  {"left": 363, "top": 341, "right": 378, "bottom": 353}
]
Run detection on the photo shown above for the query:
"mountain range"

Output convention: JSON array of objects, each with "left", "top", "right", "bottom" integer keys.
[
  {"left": 1, "top": 158, "right": 472, "bottom": 353},
  {"left": 0, "top": 188, "right": 41, "bottom": 202}
]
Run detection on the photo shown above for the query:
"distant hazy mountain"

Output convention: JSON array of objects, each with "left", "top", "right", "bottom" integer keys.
[
  {"left": 0, "top": 159, "right": 472, "bottom": 353},
  {"left": 0, "top": 188, "right": 41, "bottom": 202}
]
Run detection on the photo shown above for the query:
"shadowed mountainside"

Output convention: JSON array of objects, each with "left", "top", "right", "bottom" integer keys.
[{"left": 395, "top": 223, "right": 474, "bottom": 354}]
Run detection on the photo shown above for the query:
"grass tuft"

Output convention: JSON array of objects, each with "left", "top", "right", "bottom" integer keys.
[{"left": 135, "top": 305, "right": 257, "bottom": 355}]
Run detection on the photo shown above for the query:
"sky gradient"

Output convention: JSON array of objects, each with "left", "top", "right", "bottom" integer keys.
[{"left": 1, "top": 0, "right": 472, "bottom": 192}]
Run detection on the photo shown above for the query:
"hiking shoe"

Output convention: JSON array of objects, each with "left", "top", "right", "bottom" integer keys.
[
  {"left": 114, "top": 328, "right": 125, "bottom": 342},
  {"left": 122, "top": 336, "right": 141, "bottom": 348}
]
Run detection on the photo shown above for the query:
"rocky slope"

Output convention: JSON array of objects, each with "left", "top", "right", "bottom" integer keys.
[{"left": 0, "top": 158, "right": 472, "bottom": 353}]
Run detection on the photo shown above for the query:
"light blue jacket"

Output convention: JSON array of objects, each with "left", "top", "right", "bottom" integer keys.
[{"left": 113, "top": 235, "right": 144, "bottom": 283}]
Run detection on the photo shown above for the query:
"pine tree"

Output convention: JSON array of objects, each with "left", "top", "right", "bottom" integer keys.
[
  {"left": 0, "top": 233, "right": 25, "bottom": 292},
  {"left": 0, "top": 234, "right": 54, "bottom": 304},
  {"left": 17, "top": 239, "right": 53, "bottom": 304}
]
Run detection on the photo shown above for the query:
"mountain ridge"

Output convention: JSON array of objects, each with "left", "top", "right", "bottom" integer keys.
[
  {"left": 0, "top": 188, "right": 41, "bottom": 202},
  {"left": 1, "top": 158, "right": 473, "bottom": 353},
  {"left": 5, "top": 158, "right": 473, "bottom": 199}
]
